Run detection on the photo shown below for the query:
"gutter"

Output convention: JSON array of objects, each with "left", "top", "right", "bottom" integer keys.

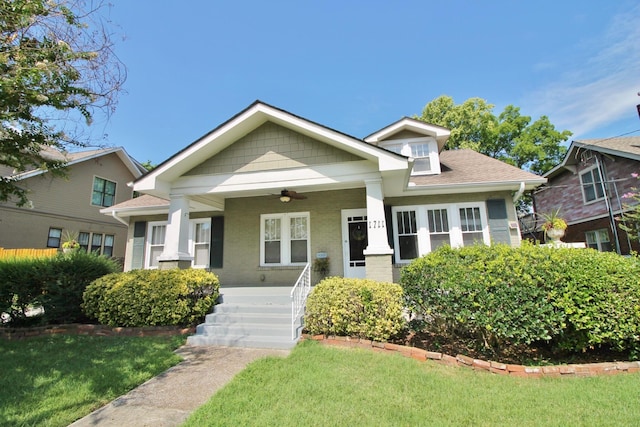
[{"left": 110, "top": 210, "right": 129, "bottom": 226}]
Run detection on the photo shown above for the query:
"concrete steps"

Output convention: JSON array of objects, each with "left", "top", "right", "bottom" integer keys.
[{"left": 187, "top": 286, "right": 301, "bottom": 349}]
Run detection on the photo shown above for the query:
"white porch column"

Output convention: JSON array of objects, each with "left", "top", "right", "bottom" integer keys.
[
  {"left": 363, "top": 179, "right": 394, "bottom": 282},
  {"left": 363, "top": 179, "right": 393, "bottom": 255},
  {"left": 158, "top": 194, "right": 193, "bottom": 269}
]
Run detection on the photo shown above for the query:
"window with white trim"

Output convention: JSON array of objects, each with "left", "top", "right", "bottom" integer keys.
[
  {"left": 396, "top": 210, "right": 419, "bottom": 261},
  {"left": 427, "top": 208, "right": 450, "bottom": 250},
  {"left": 392, "top": 203, "right": 489, "bottom": 263},
  {"left": 459, "top": 207, "right": 484, "bottom": 245},
  {"left": 379, "top": 137, "right": 440, "bottom": 175},
  {"left": 191, "top": 219, "right": 211, "bottom": 268},
  {"left": 260, "top": 212, "right": 309, "bottom": 266},
  {"left": 146, "top": 222, "right": 166, "bottom": 268},
  {"left": 585, "top": 229, "right": 612, "bottom": 252},
  {"left": 92, "top": 177, "right": 116, "bottom": 207},
  {"left": 580, "top": 167, "right": 604, "bottom": 203}
]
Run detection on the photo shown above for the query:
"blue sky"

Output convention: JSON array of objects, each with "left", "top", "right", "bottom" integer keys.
[{"left": 98, "top": 1, "right": 640, "bottom": 165}]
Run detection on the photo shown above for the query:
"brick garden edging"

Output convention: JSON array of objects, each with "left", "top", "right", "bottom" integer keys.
[
  {"left": 305, "top": 334, "right": 640, "bottom": 377},
  {"left": 0, "top": 324, "right": 194, "bottom": 340}
]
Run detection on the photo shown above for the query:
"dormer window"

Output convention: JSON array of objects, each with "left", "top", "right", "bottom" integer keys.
[{"left": 380, "top": 137, "right": 440, "bottom": 175}]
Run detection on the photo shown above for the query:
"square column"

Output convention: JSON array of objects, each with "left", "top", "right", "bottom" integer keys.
[
  {"left": 363, "top": 178, "right": 393, "bottom": 282},
  {"left": 158, "top": 194, "right": 193, "bottom": 269}
]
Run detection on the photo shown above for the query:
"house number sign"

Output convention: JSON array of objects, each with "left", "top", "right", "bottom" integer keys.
[{"left": 368, "top": 219, "right": 386, "bottom": 229}]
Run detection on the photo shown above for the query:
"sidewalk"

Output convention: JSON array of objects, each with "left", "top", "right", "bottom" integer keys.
[{"left": 69, "top": 345, "right": 290, "bottom": 427}]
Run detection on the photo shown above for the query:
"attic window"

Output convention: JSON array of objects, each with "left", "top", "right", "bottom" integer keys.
[
  {"left": 410, "top": 143, "right": 432, "bottom": 173},
  {"left": 379, "top": 137, "right": 440, "bottom": 175}
]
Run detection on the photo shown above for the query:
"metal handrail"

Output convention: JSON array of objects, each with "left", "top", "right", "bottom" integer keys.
[{"left": 290, "top": 263, "right": 311, "bottom": 340}]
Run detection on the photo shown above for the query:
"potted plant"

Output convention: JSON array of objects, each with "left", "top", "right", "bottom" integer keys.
[
  {"left": 540, "top": 209, "right": 567, "bottom": 241},
  {"left": 61, "top": 230, "right": 80, "bottom": 252}
]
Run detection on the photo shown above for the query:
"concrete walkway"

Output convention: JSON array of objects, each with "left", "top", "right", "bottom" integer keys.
[{"left": 69, "top": 345, "right": 290, "bottom": 427}]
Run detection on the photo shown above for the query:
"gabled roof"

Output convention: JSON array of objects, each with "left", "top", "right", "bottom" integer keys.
[
  {"left": 3, "top": 146, "right": 146, "bottom": 181},
  {"left": 364, "top": 117, "right": 450, "bottom": 152},
  {"left": 544, "top": 136, "right": 640, "bottom": 179},
  {"left": 134, "top": 100, "right": 409, "bottom": 197},
  {"left": 409, "top": 149, "right": 545, "bottom": 193}
]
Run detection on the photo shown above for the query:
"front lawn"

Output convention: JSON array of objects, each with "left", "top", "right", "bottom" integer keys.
[
  {"left": 185, "top": 340, "right": 640, "bottom": 426},
  {"left": 0, "top": 334, "right": 185, "bottom": 426}
]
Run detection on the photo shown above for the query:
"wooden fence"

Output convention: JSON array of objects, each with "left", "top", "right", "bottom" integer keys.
[{"left": 0, "top": 248, "right": 58, "bottom": 260}]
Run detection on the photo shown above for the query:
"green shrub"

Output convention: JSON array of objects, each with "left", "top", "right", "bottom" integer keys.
[
  {"left": 304, "top": 277, "right": 405, "bottom": 341},
  {"left": 0, "top": 252, "right": 119, "bottom": 326},
  {"left": 83, "top": 269, "right": 220, "bottom": 327},
  {"left": 400, "top": 243, "right": 640, "bottom": 356}
]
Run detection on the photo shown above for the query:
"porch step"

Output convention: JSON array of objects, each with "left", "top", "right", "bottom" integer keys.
[{"left": 187, "top": 286, "right": 301, "bottom": 350}]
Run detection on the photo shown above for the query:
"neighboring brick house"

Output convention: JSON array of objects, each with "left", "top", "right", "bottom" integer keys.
[
  {"left": 102, "top": 101, "right": 545, "bottom": 285},
  {"left": 0, "top": 147, "right": 147, "bottom": 260},
  {"left": 533, "top": 137, "right": 640, "bottom": 254}
]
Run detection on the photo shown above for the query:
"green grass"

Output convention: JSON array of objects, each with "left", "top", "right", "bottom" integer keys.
[
  {"left": 0, "top": 334, "right": 185, "bottom": 427},
  {"left": 185, "top": 340, "right": 640, "bottom": 427}
]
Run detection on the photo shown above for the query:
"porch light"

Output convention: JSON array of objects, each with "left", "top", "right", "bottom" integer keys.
[{"left": 280, "top": 195, "right": 291, "bottom": 203}]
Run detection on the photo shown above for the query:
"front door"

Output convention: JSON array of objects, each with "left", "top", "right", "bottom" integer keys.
[{"left": 342, "top": 209, "right": 368, "bottom": 278}]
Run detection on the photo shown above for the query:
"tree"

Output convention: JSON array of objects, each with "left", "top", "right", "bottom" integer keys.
[
  {"left": 0, "top": 0, "right": 125, "bottom": 206},
  {"left": 417, "top": 96, "right": 572, "bottom": 175}
]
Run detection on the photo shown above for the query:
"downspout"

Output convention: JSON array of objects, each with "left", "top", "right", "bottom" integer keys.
[
  {"left": 513, "top": 181, "right": 526, "bottom": 203},
  {"left": 110, "top": 210, "right": 129, "bottom": 226},
  {"left": 595, "top": 153, "right": 622, "bottom": 254}
]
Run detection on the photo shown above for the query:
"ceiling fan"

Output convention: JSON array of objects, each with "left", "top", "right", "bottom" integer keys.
[{"left": 279, "top": 189, "right": 306, "bottom": 203}]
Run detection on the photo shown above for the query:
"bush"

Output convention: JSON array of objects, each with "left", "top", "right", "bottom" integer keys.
[
  {"left": 400, "top": 243, "right": 640, "bottom": 356},
  {"left": 0, "top": 251, "right": 119, "bottom": 326},
  {"left": 304, "top": 277, "right": 406, "bottom": 342},
  {"left": 83, "top": 269, "right": 220, "bottom": 327}
]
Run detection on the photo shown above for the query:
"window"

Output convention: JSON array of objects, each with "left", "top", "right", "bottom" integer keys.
[
  {"left": 427, "top": 208, "right": 450, "bottom": 250},
  {"left": 396, "top": 210, "right": 419, "bottom": 261},
  {"left": 47, "top": 228, "right": 62, "bottom": 248},
  {"left": 380, "top": 137, "right": 440, "bottom": 175},
  {"left": 147, "top": 222, "right": 167, "bottom": 268},
  {"left": 191, "top": 219, "right": 211, "bottom": 267},
  {"left": 580, "top": 167, "right": 604, "bottom": 203},
  {"left": 77, "top": 232, "right": 114, "bottom": 256},
  {"left": 92, "top": 177, "right": 116, "bottom": 207},
  {"left": 261, "top": 213, "right": 309, "bottom": 266},
  {"left": 459, "top": 207, "right": 483, "bottom": 245},
  {"left": 585, "top": 229, "right": 613, "bottom": 252},
  {"left": 410, "top": 143, "right": 432, "bottom": 173},
  {"left": 392, "top": 203, "right": 489, "bottom": 263}
]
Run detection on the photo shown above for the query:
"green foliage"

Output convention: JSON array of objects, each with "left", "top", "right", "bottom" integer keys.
[
  {"left": 0, "top": 0, "right": 125, "bottom": 206},
  {"left": 401, "top": 243, "right": 640, "bottom": 356},
  {"left": 418, "top": 95, "right": 572, "bottom": 175},
  {"left": 83, "top": 269, "right": 220, "bottom": 327},
  {"left": 0, "top": 251, "right": 119, "bottom": 326},
  {"left": 618, "top": 172, "right": 640, "bottom": 240},
  {"left": 304, "top": 277, "right": 406, "bottom": 341}
]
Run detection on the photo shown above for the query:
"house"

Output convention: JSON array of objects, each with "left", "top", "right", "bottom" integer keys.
[
  {"left": 0, "top": 146, "right": 147, "bottom": 260},
  {"left": 533, "top": 137, "right": 640, "bottom": 254},
  {"left": 102, "top": 101, "right": 545, "bottom": 285}
]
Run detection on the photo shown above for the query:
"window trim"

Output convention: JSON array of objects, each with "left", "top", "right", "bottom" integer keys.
[
  {"left": 585, "top": 229, "right": 612, "bottom": 252},
  {"left": 260, "top": 212, "right": 310, "bottom": 267},
  {"left": 91, "top": 176, "right": 117, "bottom": 207},
  {"left": 579, "top": 166, "right": 605, "bottom": 204},
  {"left": 379, "top": 137, "right": 441, "bottom": 176},
  {"left": 145, "top": 221, "right": 167, "bottom": 269},
  {"left": 391, "top": 202, "right": 489, "bottom": 264},
  {"left": 190, "top": 218, "right": 211, "bottom": 269}
]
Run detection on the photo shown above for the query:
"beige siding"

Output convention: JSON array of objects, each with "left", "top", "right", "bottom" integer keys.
[
  {"left": 379, "top": 129, "right": 426, "bottom": 141},
  {"left": 185, "top": 122, "right": 362, "bottom": 176},
  {"left": 0, "top": 153, "right": 138, "bottom": 258}
]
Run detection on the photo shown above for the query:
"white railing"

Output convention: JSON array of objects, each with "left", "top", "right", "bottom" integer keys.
[{"left": 290, "top": 263, "right": 311, "bottom": 340}]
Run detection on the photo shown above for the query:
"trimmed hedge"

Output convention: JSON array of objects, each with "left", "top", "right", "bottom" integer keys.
[
  {"left": 0, "top": 251, "right": 119, "bottom": 326},
  {"left": 304, "top": 277, "right": 406, "bottom": 342},
  {"left": 82, "top": 269, "right": 220, "bottom": 327},
  {"left": 400, "top": 243, "right": 640, "bottom": 356}
]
